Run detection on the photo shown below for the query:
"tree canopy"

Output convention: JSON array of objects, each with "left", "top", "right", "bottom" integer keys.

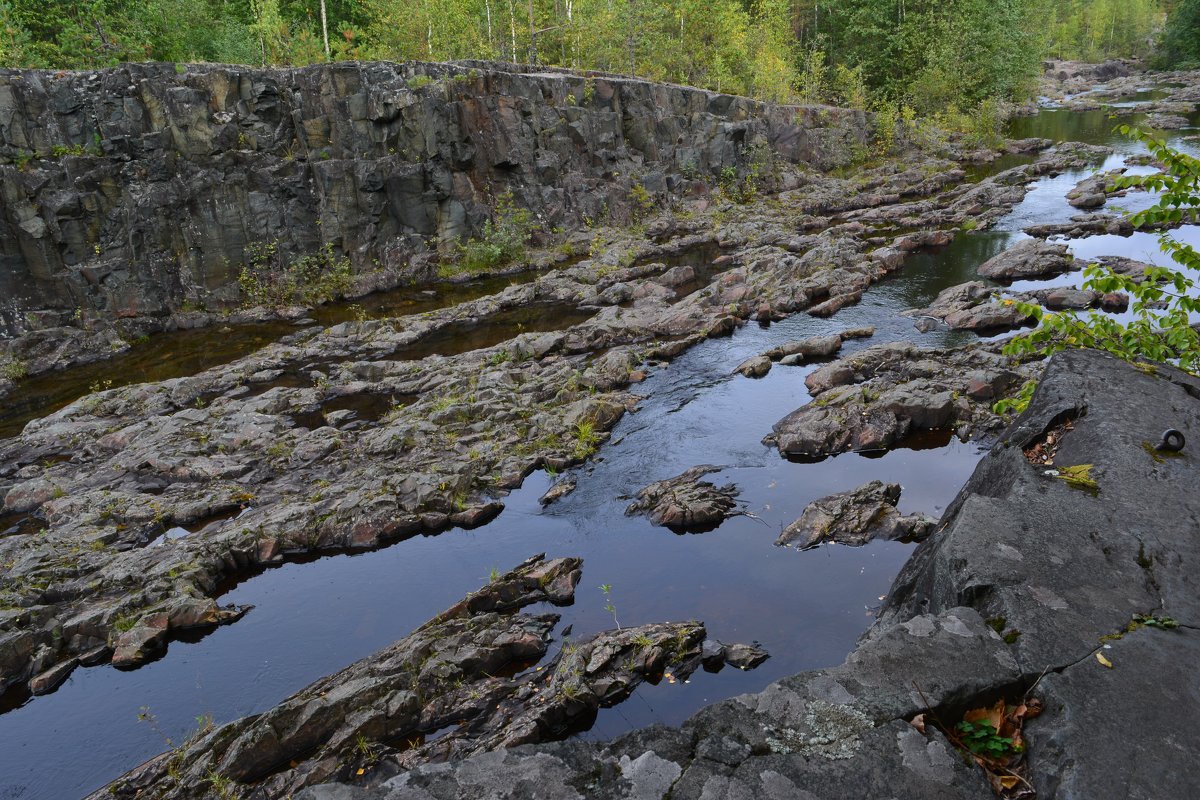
[{"left": 0, "top": 0, "right": 1189, "bottom": 105}]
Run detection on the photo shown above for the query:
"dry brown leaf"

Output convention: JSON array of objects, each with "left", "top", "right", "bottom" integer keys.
[
  {"left": 909, "top": 713, "right": 927, "bottom": 734},
  {"left": 965, "top": 698, "right": 1007, "bottom": 733},
  {"left": 999, "top": 775, "right": 1021, "bottom": 790}
]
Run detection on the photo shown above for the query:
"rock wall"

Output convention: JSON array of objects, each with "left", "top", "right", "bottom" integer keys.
[{"left": 0, "top": 60, "right": 868, "bottom": 338}]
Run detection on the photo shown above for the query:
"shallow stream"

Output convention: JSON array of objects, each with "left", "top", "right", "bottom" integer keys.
[{"left": 1, "top": 97, "right": 1198, "bottom": 799}]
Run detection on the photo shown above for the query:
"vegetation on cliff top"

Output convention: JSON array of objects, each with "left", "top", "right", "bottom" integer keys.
[{"left": 0, "top": 1, "right": 1193, "bottom": 108}]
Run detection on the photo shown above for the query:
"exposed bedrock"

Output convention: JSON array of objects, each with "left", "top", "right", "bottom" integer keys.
[
  {"left": 283, "top": 349, "right": 1200, "bottom": 800},
  {"left": 0, "top": 59, "right": 868, "bottom": 339},
  {"left": 763, "top": 341, "right": 1038, "bottom": 459},
  {"left": 91, "top": 554, "right": 769, "bottom": 800}
]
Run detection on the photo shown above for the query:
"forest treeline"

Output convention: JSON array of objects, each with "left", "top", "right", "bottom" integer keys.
[{"left": 0, "top": 0, "right": 1198, "bottom": 111}]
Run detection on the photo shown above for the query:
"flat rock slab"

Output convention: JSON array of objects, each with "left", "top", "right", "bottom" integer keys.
[
  {"left": 626, "top": 466, "right": 741, "bottom": 532},
  {"left": 777, "top": 480, "right": 935, "bottom": 549},
  {"left": 977, "top": 238, "right": 1082, "bottom": 281}
]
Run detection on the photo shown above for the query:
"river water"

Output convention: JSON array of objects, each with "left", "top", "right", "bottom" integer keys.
[{"left": 1, "top": 97, "right": 1198, "bottom": 800}]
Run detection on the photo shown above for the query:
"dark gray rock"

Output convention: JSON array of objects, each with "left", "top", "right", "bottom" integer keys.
[
  {"left": 777, "top": 480, "right": 936, "bottom": 549},
  {"left": 880, "top": 349, "right": 1200, "bottom": 799},
  {"left": 626, "top": 466, "right": 740, "bottom": 532}
]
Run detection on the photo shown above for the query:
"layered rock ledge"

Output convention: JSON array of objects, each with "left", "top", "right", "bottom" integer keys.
[
  {"left": 0, "top": 59, "right": 866, "bottom": 343},
  {"left": 281, "top": 349, "right": 1199, "bottom": 799}
]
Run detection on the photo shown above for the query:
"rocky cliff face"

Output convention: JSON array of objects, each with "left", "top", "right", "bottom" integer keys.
[{"left": 0, "top": 60, "right": 867, "bottom": 339}]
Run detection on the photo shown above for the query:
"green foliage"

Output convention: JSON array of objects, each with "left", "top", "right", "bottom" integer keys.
[
  {"left": 237, "top": 240, "right": 354, "bottom": 309},
  {"left": 1046, "top": 0, "right": 1165, "bottom": 62},
  {"left": 599, "top": 583, "right": 621, "bottom": 629},
  {"left": 0, "top": 357, "right": 28, "bottom": 380},
  {"left": 1158, "top": 0, "right": 1200, "bottom": 68},
  {"left": 797, "top": 0, "right": 1043, "bottom": 113},
  {"left": 993, "top": 379, "right": 1038, "bottom": 417},
  {"left": 955, "top": 719, "right": 1021, "bottom": 758},
  {"left": 443, "top": 192, "right": 534, "bottom": 277},
  {"left": 1004, "top": 129, "right": 1200, "bottom": 375},
  {"left": 571, "top": 419, "right": 601, "bottom": 459}
]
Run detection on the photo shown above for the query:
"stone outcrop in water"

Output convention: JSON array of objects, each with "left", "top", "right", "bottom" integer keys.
[
  {"left": 625, "top": 466, "right": 741, "bottom": 532},
  {"left": 763, "top": 342, "right": 1038, "bottom": 459},
  {"left": 1024, "top": 212, "right": 1134, "bottom": 239},
  {"left": 1066, "top": 168, "right": 1127, "bottom": 209},
  {"left": 93, "top": 553, "right": 769, "bottom": 799},
  {"left": 977, "top": 239, "right": 1083, "bottom": 282},
  {"left": 904, "top": 281, "right": 1032, "bottom": 333},
  {"left": 277, "top": 349, "right": 1200, "bottom": 800},
  {"left": 0, "top": 59, "right": 866, "bottom": 343},
  {"left": 776, "top": 481, "right": 936, "bottom": 550}
]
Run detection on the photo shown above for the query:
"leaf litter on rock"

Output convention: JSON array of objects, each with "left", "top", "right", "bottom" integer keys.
[{"left": 912, "top": 683, "right": 1043, "bottom": 798}]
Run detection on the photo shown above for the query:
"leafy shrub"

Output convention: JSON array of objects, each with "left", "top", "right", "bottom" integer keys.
[
  {"left": 237, "top": 241, "right": 354, "bottom": 308},
  {"left": 1003, "top": 128, "right": 1200, "bottom": 375},
  {"left": 443, "top": 192, "right": 534, "bottom": 277}
]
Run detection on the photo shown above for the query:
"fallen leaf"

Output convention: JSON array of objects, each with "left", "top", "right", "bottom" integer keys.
[
  {"left": 1096, "top": 652, "right": 1114, "bottom": 668},
  {"left": 999, "top": 775, "right": 1021, "bottom": 790},
  {"left": 964, "top": 698, "right": 1006, "bottom": 733},
  {"left": 909, "top": 713, "right": 927, "bottom": 734}
]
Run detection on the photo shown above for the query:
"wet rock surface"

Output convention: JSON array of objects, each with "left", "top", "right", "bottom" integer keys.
[
  {"left": 284, "top": 349, "right": 1200, "bottom": 800},
  {"left": 764, "top": 342, "right": 1037, "bottom": 459},
  {"left": 777, "top": 481, "right": 936, "bottom": 550},
  {"left": 625, "top": 466, "right": 741, "bottom": 532}
]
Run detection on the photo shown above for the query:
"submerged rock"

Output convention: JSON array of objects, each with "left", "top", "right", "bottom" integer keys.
[
  {"left": 626, "top": 466, "right": 741, "bottom": 532},
  {"left": 777, "top": 481, "right": 936, "bottom": 549}
]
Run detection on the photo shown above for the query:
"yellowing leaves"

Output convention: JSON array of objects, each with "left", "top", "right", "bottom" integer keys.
[{"left": 1096, "top": 651, "right": 1114, "bottom": 669}]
